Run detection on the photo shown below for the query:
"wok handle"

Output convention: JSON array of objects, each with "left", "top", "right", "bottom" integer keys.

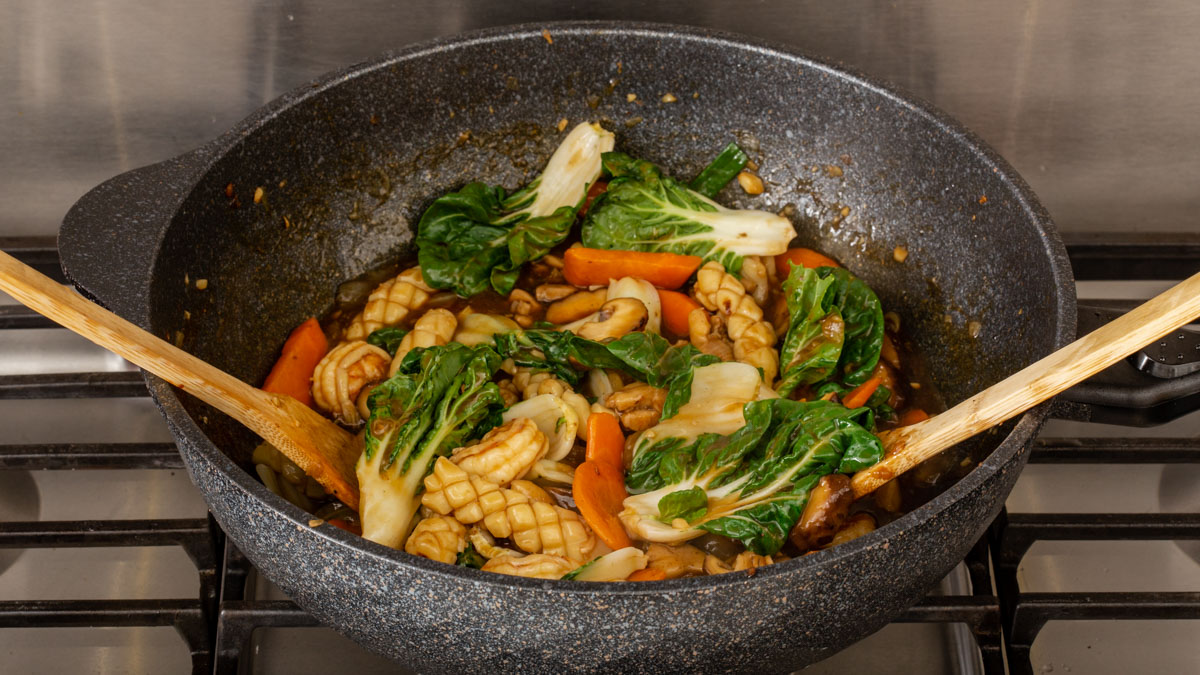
[
  {"left": 57, "top": 148, "right": 213, "bottom": 325},
  {"left": 0, "top": 248, "right": 362, "bottom": 509},
  {"left": 851, "top": 270, "right": 1200, "bottom": 498}
]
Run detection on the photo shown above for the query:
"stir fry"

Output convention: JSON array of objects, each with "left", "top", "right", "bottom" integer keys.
[{"left": 254, "top": 122, "right": 934, "bottom": 581}]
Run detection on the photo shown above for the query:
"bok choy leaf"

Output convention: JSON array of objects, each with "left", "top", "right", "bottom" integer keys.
[
  {"left": 621, "top": 397, "right": 882, "bottom": 555},
  {"left": 777, "top": 264, "right": 885, "bottom": 396},
  {"left": 357, "top": 344, "right": 505, "bottom": 549},
  {"left": 417, "top": 122, "right": 614, "bottom": 296},
  {"left": 580, "top": 152, "right": 795, "bottom": 276},
  {"left": 687, "top": 142, "right": 749, "bottom": 198}
]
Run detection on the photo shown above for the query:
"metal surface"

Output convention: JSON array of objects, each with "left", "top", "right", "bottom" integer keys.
[
  {"left": 55, "top": 21, "right": 1074, "bottom": 673},
  {"left": 4, "top": 238, "right": 1199, "bottom": 673},
  {"left": 4, "top": 1, "right": 1200, "bottom": 241},
  {"left": 4, "top": 1, "right": 1200, "bottom": 673}
]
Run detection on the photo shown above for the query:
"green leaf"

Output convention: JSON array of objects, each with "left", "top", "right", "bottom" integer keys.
[
  {"left": 623, "top": 398, "right": 885, "bottom": 556},
  {"left": 357, "top": 343, "right": 506, "bottom": 547},
  {"left": 490, "top": 329, "right": 717, "bottom": 404},
  {"left": 581, "top": 152, "right": 795, "bottom": 276},
  {"left": 688, "top": 142, "right": 749, "bottom": 199},
  {"left": 658, "top": 486, "right": 709, "bottom": 522},
  {"left": 560, "top": 559, "right": 594, "bottom": 581},
  {"left": 366, "top": 326, "right": 409, "bottom": 356},
  {"left": 416, "top": 183, "right": 513, "bottom": 297},
  {"left": 416, "top": 124, "right": 613, "bottom": 297},
  {"left": 456, "top": 544, "right": 487, "bottom": 569},
  {"left": 819, "top": 267, "right": 884, "bottom": 385},
  {"left": 777, "top": 265, "right": 843, "bottom": 396}
]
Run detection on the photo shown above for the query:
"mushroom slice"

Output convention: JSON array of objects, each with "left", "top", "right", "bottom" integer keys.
[
  {"left": 501, "top": 394, "right": 580, "bottom": 461},
  {"left": 545, "top": 288, "right": 608, "bottom": 324},
  {"left": 575, "top": 298, "right": 648, "bottom": 341},
  {"left": 556, "top": 276, "right": 658, "bottom": 336},
  {"left": 607, "top": 277, "right": 661, "bottom": 334}
]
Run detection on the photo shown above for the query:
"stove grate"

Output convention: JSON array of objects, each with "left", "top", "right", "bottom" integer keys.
[{"left": 2, "top": 235, "right": 1198, "bottom": 674}]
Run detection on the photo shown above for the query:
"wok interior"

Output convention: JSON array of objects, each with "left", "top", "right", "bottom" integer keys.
[{"left": 148, "top": 28, "right": 1059, "bottom": 490}]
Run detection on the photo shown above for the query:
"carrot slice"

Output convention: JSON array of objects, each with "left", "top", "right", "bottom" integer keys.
[
  {"left": 627, "top": 568, "right": 667, "bottom": 582},
  {"left": 897, "top": 408, "right": 930, "bottom": 427},
  {"left": 842, "top": 375, "right": 882, "bottom": 409},
  {"left": 585, "top": 412, "right": 625, "bottom": 471},
  {"left": 656, "top": 289, "right": 702, "bottom": 337},
  {"left": 573, "top": 460, "right": 633, "bottom": 550},
  {"left": 578, "top": 180, "right": 608, "bottom": 217},
  {"left": 775, "top": 247, "right": 841, "bottom": 279},
  {"left": 327, "top": 518, "right": 362, "bottom": 535},
  {"left": 563, "top": 247, "right": 702, "bottom": 289},
  {"left": 261, "top": 318, "right": 328, "bottom": 408}
]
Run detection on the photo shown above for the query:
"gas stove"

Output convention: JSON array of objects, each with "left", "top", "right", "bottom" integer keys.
[
  {"left": 2, "top": 235, "right": 1196, "bottom": 674},
  {"left": 2, "top": 2, "right": 1199, "bottom": 673}
]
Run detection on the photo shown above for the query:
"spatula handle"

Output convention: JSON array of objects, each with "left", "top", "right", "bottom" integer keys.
[
  {"left": 0, "top": 249, "right": 361, "bottom": 507},
  {"left": 852, "top": 270, "right": 1200, "bottom": 498}
]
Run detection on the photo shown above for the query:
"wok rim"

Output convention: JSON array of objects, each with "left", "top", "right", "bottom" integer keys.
[{"left": 142, "top": 20, "right": 1076, "bottom": 595}]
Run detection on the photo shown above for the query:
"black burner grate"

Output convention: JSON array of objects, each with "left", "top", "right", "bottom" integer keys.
[{"left": 1, "top": 234, "right": 1197, "bottom": 674}]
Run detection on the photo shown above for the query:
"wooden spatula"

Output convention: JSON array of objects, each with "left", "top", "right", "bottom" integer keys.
[
  {"left": 851, "top": 270, "right": 1200, "bottom": 498},
  {"left": 0, "top": 250, "right": 362, "bottom": 509}
]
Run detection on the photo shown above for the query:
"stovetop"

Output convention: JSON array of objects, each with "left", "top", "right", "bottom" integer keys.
[{"left": 2, "top": 2, "right": 1200, "bottom": 673}]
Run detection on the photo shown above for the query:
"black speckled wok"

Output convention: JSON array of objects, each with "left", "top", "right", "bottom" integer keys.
[{"left": 57, "top": 22, "right": 1074, "bottom": 673}]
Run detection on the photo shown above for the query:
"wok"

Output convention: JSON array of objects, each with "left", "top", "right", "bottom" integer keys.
[{"left": 57, "top": 22, "right": 1074, "bottom": 673}]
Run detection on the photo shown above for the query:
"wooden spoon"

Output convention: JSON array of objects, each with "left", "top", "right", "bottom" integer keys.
[
  {"left": 851, "top": 270, "right": 1200, "bottom": 499},
  {"left": 0, "top": 250, "right": 362, "bottom": 509}
]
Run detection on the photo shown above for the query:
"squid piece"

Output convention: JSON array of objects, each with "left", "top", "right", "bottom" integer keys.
[
  {"left": 739, "top": 255, "right": 771, "bottom": 307},
  {"left": 688, "top": 307, "right": 735, "bottom": 361},
  {"left": 404, "top": 515, "right": 467, "bottom": 565},
  {"left": 389, "top": 308, "right": 457, "bottom": 375},
  {"left": 692, "top": 261, "right": 779, "bottom": 383},
  {"left": 449, "top": 418, "right": 548, "bottom": 485},
  {"left": 482, "top": 552, "right": 580, "bottom": 579},
  {"left": 452, "top": 313, "right": 520, "bottom": 347},
  {"left": 421, "top": 458, "right": 596, "bottom": 561},
  {"left": 344, "top": 267, "right": 432, "bottom": 341},
  {"left": 645, "top": 543, "right": 707, "bottom": 579},
  {"left": 310, "top": 340, "right": 391, "bottom": 425}
]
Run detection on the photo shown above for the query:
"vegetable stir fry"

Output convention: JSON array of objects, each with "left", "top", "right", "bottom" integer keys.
[{"left": 255, "top": 122, "right": 936, "bottom": 581}]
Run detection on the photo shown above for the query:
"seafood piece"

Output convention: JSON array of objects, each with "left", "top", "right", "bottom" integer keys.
[
  {"left": 344, "top": 267, "right": 432, "bottom": 341},
  {"left": 693, "top": 261, "right": 779, "bottom": 382},
  {"left": 311, "top": 341, "right": 391, "bottom": 425},
  {"left": 404, "top": 516, "right": 467, "bottom": 565},
  {"left": 389, "top": 308, "right": 457, "bottom": 374}
]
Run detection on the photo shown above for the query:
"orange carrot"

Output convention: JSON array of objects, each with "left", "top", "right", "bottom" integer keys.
[
  {"left": 627, "top": 568, "right": 667, "bottom": 582},
  {"left": 775, "top": 247, "right": 841, "bottom": 279},
  {"left": 842, "top": 375, "right": 882, "bottom": 409},
  {"left": 897, "top": 408, "right": 930, "bottom": 427},
  {"left": 573, "top": 460, "right": 633, "bottom": 550},
  {"left": 578, "top": 180, "right": 608, "bottom": 217},
  {"left": 585, "top": 412, "right": 625, "bottom": 470},
  {"left": 657, "top": 289, "right": 702, "bottom": 337},
  {"left": 327, "top": 518, "right": 361, "bottom": 535},
  {"left": 563, "top": 247, "right": 702, "bottom": 289},
  {"left": 261, "top": 318, "right": 328, "bottom": 408}
]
